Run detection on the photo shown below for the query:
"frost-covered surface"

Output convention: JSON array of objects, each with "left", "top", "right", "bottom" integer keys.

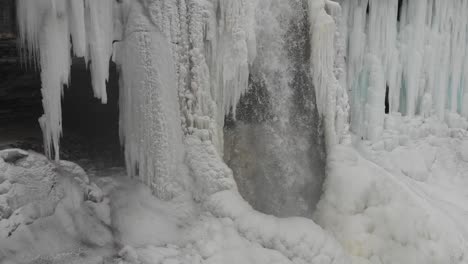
[{"left": 114, "top": 1, "right": 188, "bottom": 200}]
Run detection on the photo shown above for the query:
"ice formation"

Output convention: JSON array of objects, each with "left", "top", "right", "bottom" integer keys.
[
  {"left": 10, "top": 0, "right": 468, "bottom": 263},
  {"left": 15, "top": 0, "right": 260, "bottom": 194},
  {"left": 16, "top": 0, "right": 468, "bottom": 197},
  {"left": 114, "top": 1, "right": 187, "bottom": 200},
  {"left": 16, "top": 0, "right": 114, "bottom": 160},
  {"left": 339, "top": 0, "right": 468, "bottom": 141}
]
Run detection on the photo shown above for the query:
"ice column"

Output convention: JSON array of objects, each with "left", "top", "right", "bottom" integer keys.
[
  {"left": 17, "top": 0, "right": 71, "bottom": 160},
  {"left": 114, "top": 1, "right": 188, "bottom": 200},
  {"left": 308, "top": 0, "right": 350, "bottom": 147},
  {"left": 84, "top": 0, "right": 114, "bottom": 104}
]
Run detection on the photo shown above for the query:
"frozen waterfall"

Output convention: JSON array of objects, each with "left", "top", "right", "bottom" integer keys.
[
  {"left": 7, "top": 0, "right": 468, "bottom": 263},
  {"left": 15, "top": 0, "right": 468, "bottom": 217}
]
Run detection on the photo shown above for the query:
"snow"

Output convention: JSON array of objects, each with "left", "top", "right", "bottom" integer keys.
[
  {"left": 315, "top": 129, "right": 468, "bottom": 264},
  {"left": 0, "top": 149, "right": 349, "bottom": 264},
  {"left": 0, "top": 151, "right": 113, "bottom": 263},
  {"left": 6, "top": 129, "right": 468, "bottom": 264}
]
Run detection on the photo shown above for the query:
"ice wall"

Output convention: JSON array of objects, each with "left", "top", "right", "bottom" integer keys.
[{"left": 338, "top": 0, "right": 468, "bottom": 141}]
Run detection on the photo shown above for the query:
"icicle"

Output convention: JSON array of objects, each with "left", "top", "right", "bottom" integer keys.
[
  {"left": 308, "top": 0, "right": 344, "bottom": 148},
  {"left": 17, "top": 0, "right": 115, "bottom": 160},
  {"left": 84, "top": 0, "right": 114, "bottom": 104},
  {"left": 364, "top": 55, "right": 385, "bottom": 141},
  {"left": 68, "top": 0, "right": 87, "bottom": 57},
  {"left": 216, "top": 0, "right": 257, "bottom": 118},
  {"left": 16, "top": 0, "right": 49, "bottom": 68},
  {"left": 326, "top": 0, "right": 350, "bottom": 144},
  {"left": 17, "top": 0, "right": 72, "bottom": 160}
]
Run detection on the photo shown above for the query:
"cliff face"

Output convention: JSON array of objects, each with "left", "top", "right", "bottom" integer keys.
[
  {"left": 0, "top": 38, "right": 41, "bottom": 124},
  {"left": 0, "top": 0, "right": 15, "bottom": 39},
  {"left": 0, "top": 0, "right": 41, "bottom": 132}
]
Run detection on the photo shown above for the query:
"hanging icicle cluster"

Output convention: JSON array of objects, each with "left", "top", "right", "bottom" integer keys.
[
  {"left": 17, "top": 0, "right": 114, "bottom": 160},
  {"left": 339, "top": 0, "right": 468, "bottom": 141}
]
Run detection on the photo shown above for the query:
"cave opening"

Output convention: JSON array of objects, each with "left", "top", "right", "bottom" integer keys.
[
  {"left": 61, "top": 59, "right": 123, "bottom": 168},
  {"left": 1, "top": 0, "right": 123, "bottom": 168}
]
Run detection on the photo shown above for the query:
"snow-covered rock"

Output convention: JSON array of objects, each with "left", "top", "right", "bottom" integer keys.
[{"left": 0, "top": 150, "right": 112, "bottom": 263}]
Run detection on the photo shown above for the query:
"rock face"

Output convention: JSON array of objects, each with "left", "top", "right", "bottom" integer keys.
[
  {"left": 0, "top": 0, "right": 15, "bottom": 39},
  {"left": 0, "top": 38, "right": 43, "bottom": 124},
  {"left": 0, "top": 1, "right": 41, "bottom": 124}
]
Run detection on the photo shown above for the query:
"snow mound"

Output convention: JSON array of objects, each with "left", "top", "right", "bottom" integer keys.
[
  {"left": 204, "top": 190, "right": 349, "bottom": 264},
  {"left": 0, "top": 150, "right": 113, "bottom": 263}
]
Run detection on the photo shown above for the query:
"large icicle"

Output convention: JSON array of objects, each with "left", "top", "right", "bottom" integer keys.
[
  {"left": 68, "top": 0, "right": 87, "bottom": 57},
  {"left": 17, "top": 0, "right": 72, "bottom": 160},
  {"left": 308, "top": 0, "right": 349, "bottom": 148},
  {"left": 84, "top": 0, "right": 114, "bottom": 103}
]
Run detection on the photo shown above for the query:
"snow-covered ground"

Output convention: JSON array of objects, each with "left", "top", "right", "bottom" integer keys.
[
  {"left": 0, "top": 147, "right": 347, "bottom": 264},
  {"left": 2, "top": 117, "right": 468, "bottom": 264},
  {"left": 316, "top": 117, "right": 468, "bottom": 264}
]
